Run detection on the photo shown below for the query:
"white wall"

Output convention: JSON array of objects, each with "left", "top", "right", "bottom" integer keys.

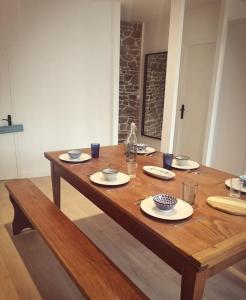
[
  {"left": 204, "top": 0, "right": 246, "bottom": 174},
  {"left": 143, "top": 17, "right": 170, "bottom": 53},
  {"left": 161, "top": 0, "right": 185, "bottom": 153},
  {"left": 183, "top": 1, "right": 220, "bottom": 43},
  {"left": 138, "top": 13, "right": 170, "bottom": 150},
  {"left": 228, "top": 0, "right": 246, "bottom": 20},
  {"left": 0, "top": 0, "right": 120, "bottom": 178},
  {"left": 211, "top": 19, "right": 246, "bottom": 175}
]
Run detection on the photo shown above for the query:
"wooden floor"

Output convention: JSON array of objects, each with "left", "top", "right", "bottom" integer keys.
[{"left": 0, "top": 177, "right": 245, "bottom": 300}]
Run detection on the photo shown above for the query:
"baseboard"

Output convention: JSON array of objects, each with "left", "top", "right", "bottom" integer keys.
[{"left": 19, "top": 170, "right": 50, "bottom": 179}]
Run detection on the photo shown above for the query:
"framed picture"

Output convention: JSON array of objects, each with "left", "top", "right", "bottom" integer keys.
[{"left": 141, "top": 51, "right": 168, "bottom": 139}]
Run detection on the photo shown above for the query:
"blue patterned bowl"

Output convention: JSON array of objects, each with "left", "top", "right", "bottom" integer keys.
[{"left": 153, "top": 194, "right": 177, "bottom": 211}]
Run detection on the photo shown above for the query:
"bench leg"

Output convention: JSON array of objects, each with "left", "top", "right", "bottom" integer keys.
[
  {"left": 181, "top": 263, "right": 208, "bottom": 300},
  {"left": 50, "top": 162, "right": 61, "bottom": 208},
  {"left": 9, "top": 195, "right": 34, "bottom": 235}
]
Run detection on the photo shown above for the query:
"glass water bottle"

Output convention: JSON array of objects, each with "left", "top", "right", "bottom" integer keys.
[{"left": 126, "top": 122, "right": 137, "bottom": 177}]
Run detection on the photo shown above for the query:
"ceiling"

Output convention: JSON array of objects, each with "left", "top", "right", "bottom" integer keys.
[
  {"left": 120, "top": 0, "right": 219, "bottom": 22},
  {"left": 120, "top": 0, "right": 170, "bottom": 22}
]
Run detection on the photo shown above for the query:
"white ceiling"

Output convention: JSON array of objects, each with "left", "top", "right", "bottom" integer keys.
[
  {"left": 120, "top": 0, "right": 219, "bottom": 22},
  {"left": 120, "top": 0, "right": 170, "bottom": 22}
]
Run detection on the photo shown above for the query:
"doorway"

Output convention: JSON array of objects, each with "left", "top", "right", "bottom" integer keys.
[{"left": 174, "top": 42, "right": 216, "bottom": 163}]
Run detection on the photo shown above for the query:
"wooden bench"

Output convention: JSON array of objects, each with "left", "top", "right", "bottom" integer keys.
[{"left": 5, "top": 179, "right": 147, "bottom": 300}]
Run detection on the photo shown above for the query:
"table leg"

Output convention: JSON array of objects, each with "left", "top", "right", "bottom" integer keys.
[
  {"left": 50, "top": 162, "right": 61, "bottom": 208},
  {"left": 181, "top": 263, "right": 208, "bottom": 300}
]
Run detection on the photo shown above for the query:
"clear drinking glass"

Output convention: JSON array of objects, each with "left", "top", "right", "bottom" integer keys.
[
  {"left": 182, "top": 180, "right": 198, "bottom": 205},
  {"left": 127, "top": 162, "right": 137, "bottom": 178},
  {"left": 229, "top": 178, "right": 241, "bottom": 198}
]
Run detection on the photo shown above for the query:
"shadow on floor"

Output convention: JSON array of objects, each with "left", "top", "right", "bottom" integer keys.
[{"left": 5, "top": 212, "right": 246, "bottom": 300}]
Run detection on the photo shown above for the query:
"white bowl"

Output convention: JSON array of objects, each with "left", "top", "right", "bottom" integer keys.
[
  {"left": 102, "top": 168, "right": 119, "bottom": 181},
  {"left": 67, "top": 150, "right": 82, "bottom": 159},
  {"left": 175, "top": 155, "right": 190, "bottom": 166}
]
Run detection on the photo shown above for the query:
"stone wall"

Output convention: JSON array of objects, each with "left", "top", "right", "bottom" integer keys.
[
  {"left": 142, "top": 52, "right": 167, "bottom": 139},
  {"left": 118, "top": 21, "right": 142, "bottom": 143}
]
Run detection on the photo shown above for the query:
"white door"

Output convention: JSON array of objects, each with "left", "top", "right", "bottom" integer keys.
[
  {"left": 174, "top": 42, "right": 215, "bottom": 163},
  {"left": 0, "top": 0, "right": 120, "bottom": 179},
  {"left": 0, "top": 49, "right": 18, "bottom": 179}
]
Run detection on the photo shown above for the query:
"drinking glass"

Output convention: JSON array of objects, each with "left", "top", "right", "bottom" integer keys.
[
  {"left": 182, "top": 180, "right": 198, "bottom": 205},
  {"left": 163, "top": 153, "right": 173, "bottom": 170},
  {"left": 127, "top": 162, "right": 137, "bottom": 178},
  {"left": 229, "top": 178, "right": 241, "bottom": 198},
  {"left": 91, "top": 143, "right": 100, "bottom": 158}
]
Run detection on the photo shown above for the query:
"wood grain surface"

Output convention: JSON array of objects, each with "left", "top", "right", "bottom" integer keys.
[
  {"left": 207, "top": 196, "right": 246, "bottom": 216},
  {"left": 44, "top": 145, "right": 246, "bottom": 300},
  {"left": 5, "top": 179, "right": 147, "bottom": 300}
]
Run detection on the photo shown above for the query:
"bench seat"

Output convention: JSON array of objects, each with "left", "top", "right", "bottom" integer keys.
[{"left": 5, "top": 179, "right": 147, "bottom": 300}]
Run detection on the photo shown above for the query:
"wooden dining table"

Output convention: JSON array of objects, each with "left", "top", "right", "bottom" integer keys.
[{"left": 44, "top": 144, "right": 246, "bottom": 300}]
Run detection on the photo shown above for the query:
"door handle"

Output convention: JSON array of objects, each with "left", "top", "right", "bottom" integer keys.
[
  {"left": 2, "top": 114, "right": 12, "bottom": 126},
  {"left": 180, "top": 104, "right": 185, "bottom": 119}
]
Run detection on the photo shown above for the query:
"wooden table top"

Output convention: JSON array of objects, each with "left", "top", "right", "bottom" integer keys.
[{"left": 45, "top": 145, "right": 246, "bottom": 274}]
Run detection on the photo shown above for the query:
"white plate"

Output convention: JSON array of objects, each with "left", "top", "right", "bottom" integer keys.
[
  {"left": 137, "top": 147, "right": 156, "bottom": 155},
  {"left": 172, "top": 158, "right": 199, "bottom": 170},
  {"left": 90, "top": 172, "right": 130, "bottom": 186},
  {"left": 140, "top": 197, "right": 193, "bottom": 220},
  {"left": 225, "top": 178, "right": 246, "bottom": 193},
  {"left": 143, "top": 166, "right": 175, "bottom": 180},
  {"left": 59, "top": 153, "right": 91, "bottom": 163}
]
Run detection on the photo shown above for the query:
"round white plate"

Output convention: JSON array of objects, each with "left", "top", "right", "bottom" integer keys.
[
  {"left": 225, "top": 178, "right": 246, "bottom": 193},
  {"left": 90, "top": 172, "right": 130, "bottom": 186},
  {"left": 140, "top": 197, "right": 193, "bottom": 220},
  {"left": 172, "top": 158, "right": 199, "bottom": 170},
  {"left": 143, "top": 166, "right": 175, "bottom": 180},
  {"left": 137, "top": 147, "right": 156, "bottom": 155},
  {"left": 59, "top": 153, "right": 91, "bottom": 163}
]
